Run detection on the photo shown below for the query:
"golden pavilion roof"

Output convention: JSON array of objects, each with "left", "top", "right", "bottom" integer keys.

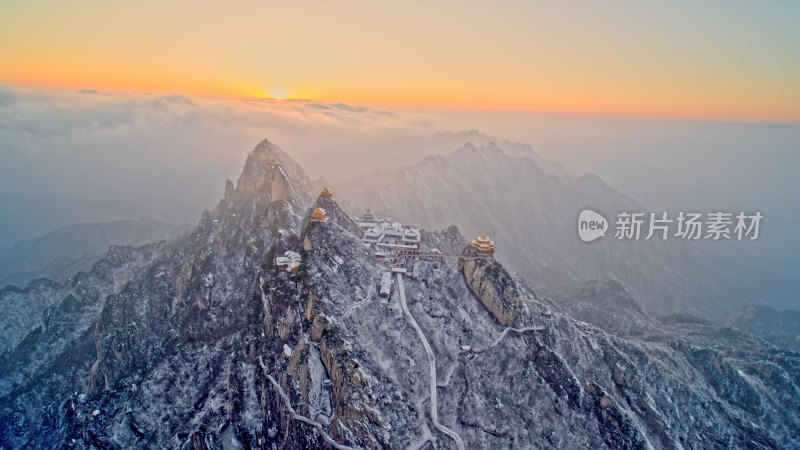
[
  {"left": 312, "top": 207, "right": 327, "bottom": 221},
  {"left": 320, "top": 187, "right": 332, "bottom": 198},
  {"left": 470, "top": 233, "right": 495, "bottom": 253}
]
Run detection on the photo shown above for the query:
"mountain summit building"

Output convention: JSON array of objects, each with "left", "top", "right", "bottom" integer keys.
[
  {"left": 352, "top": 208, "right": 421, "bottom": 267},
  {"left": 470, "top": 233, "right": 495, "bottom": 255}
]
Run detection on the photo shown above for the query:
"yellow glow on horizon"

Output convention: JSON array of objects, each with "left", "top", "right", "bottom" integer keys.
[
  {"left": 1, "top": 1, "right": 798, "bottom": 123},
  {"left": 3, "top": 74, "right": 798, "bottom": 124}
]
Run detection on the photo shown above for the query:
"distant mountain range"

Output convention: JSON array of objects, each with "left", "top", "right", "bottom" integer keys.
[
  {"left": 0, "top": 193, "right": 199, "bottom": 247},
  {"left": 336, "top": 141, "right": 781, "bottom": 320},
  {"left": 0, "top": 193, "right": 140, "bottom": 246},
  {"left": 726, "top": 305, "right": 800, "bottom": 352},
  {"left": 0, "top": 218, "right": 189, "bottom": 288}
]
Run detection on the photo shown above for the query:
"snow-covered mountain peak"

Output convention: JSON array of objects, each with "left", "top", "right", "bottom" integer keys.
[{"left": 226, "top": 139, "right": 315, "bottom": 209}]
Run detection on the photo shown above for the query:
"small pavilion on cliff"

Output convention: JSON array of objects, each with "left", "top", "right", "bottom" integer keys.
[
  {"left": 469, "top": 234, "right": 495, "bottom": 255},
  {"left": 312, "top": 207, "right": 328, "bottom": 222}
]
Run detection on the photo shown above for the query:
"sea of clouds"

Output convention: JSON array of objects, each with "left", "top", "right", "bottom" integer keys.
[{"left": 1, "top": 84, "right": 797, "bottom": 266}]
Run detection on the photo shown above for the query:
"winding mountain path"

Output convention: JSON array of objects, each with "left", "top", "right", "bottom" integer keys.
[
  {"left": 396, "top": 273, "right": 465, "bottom": 450},
  {"left": 474, "top": 326, "right": 545, "bottom": 354},
  {"left": 343, "top": 284, "right": 374, "bottom": 318}
]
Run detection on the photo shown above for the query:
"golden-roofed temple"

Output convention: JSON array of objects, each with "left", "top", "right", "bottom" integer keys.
[
  {"left": 320, "top": 187, "right": 332, "bottom": 198},
  {"left": 470, "top": 233, "right": 495, "bottom": 254},
  {"left": 312, "top": 207, "right": 327, "bottom": 221}
]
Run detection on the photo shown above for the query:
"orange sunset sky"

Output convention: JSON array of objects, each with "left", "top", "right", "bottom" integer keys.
[{"left": 2, "top": 1, "right": 799, "bottom": 123}]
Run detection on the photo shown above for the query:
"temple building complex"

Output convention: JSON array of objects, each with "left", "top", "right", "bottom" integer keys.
[
  {"left": 351, "top": 208, "right": 421, "bottom": 267},
  {"left": 276, "top": 251, "right": 302, "bottom": 273}
]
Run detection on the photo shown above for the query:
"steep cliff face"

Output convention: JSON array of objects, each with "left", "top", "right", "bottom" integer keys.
[
  {"left": 1, "top": 140, "right": 799, "bottom": 449},
  {"left": 230, "top": 138, "right": 314, "bottom": 207},
  {"left": 460, "top": 257, "right": 528, "bottom": 327}
]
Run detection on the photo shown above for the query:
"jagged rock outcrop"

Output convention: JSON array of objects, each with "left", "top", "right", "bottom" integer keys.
[
  {"left": 229, "top": 138, "right": 314, "bottom": 206},
  {"left": 460, "top": 256, "right": 528, "bottom": 327}
]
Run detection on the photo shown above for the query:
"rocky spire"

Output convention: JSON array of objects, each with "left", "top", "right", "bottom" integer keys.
[{"left": 222, "top": 139, "right": 315, "bottom": 209}]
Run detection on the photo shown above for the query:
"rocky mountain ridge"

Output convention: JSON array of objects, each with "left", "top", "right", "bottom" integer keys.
[{"left": 0, "top": 139, "right": 798, "bottom": 448}]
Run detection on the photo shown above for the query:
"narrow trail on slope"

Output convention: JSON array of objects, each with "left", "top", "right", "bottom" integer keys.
[
  {"left": 343, "top": 284, "right": 374, "bottom": 319},
  {"left": 473, "top": 326, "right": 545, "bottom": 354},
  {"left": 396, "top": 273, "right": 465, "bottom": 450},
  {"left": 259, "top": 357, "right": 355, "bottom": 450}
]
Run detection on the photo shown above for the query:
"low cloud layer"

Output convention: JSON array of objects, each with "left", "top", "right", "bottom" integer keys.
[
  {"left": 0, "top": 86, "right": 435, "bottom": 208},
  {"left": 1, "top": 84, "right": 798, "bottom": 264}
]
